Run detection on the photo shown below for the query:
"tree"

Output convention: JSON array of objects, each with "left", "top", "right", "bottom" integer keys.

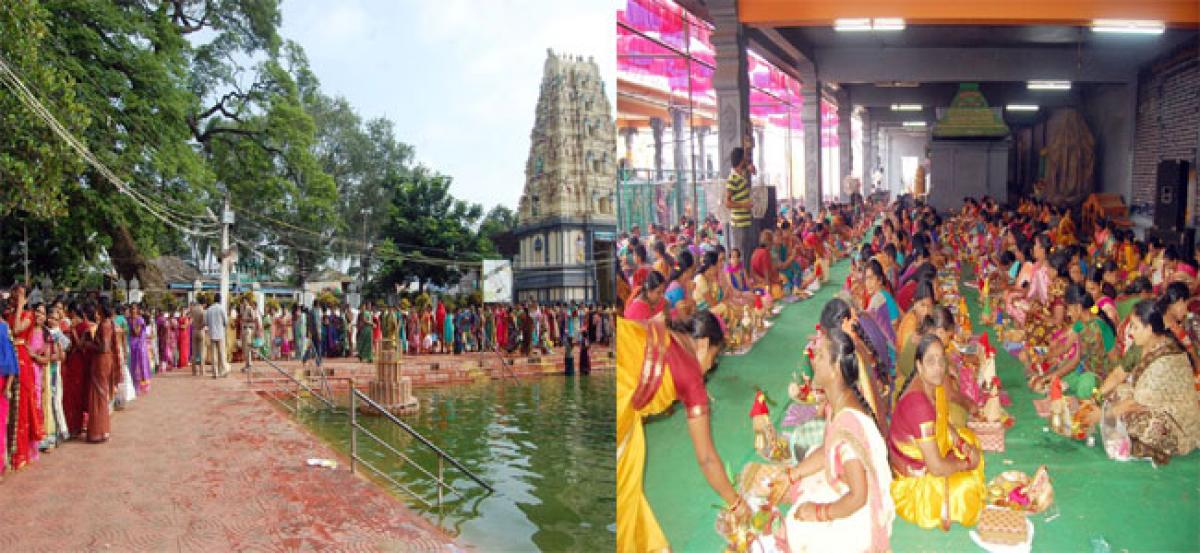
[
  {"left": 0, "top": 0, "right": 87, "bottom": 221},
  {"left": 374, "top": 167, "right": 486, "bottom": 293},
  {"left": 478, "top": 205, "right": 519, "bottom": 256}
]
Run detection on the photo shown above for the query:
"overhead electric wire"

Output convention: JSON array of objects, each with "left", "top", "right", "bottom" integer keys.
[
  {"left": 0, "top": 52, "right": 220, "bottom": 236},
  {"left": 230, "top": 204, "right": 490, "bottom": 262}
]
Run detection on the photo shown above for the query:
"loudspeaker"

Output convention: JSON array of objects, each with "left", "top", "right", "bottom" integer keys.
[{"left": 1154, "top": 160, "right": 1190, "bottom": 230}]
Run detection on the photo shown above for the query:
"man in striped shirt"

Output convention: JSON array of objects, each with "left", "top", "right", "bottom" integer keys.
[{"left": 725, "top": 147, "right": 754, "bottom": 270}]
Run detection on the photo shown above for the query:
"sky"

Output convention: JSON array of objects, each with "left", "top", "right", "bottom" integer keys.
[{"left": 280, "top": 0, "right": 620, "bottom": 212}]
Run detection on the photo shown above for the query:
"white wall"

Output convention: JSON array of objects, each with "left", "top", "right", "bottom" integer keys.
[{"left": 885, "top": 130, "right": 930, "bottom": 195}]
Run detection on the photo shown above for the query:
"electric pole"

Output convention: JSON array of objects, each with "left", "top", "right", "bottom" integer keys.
[
  {"left": 219, "top": 194, "right": 234, "bottom": 314},
  {"left": 361, "top": 207, "right": 371, "bottom": 285}
]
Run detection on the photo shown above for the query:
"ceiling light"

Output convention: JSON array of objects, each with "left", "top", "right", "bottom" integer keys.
[
  {"left": 872, "top": 18, "right": 906, "bottom": 31},
  {"left": 1027, "top": 80, "right": 1071, "bottom": 90},
  {"left": 834, "top": 18, "right": 872, "bottom": 32},
  {"left": 833, "top": 18, "right": 905, "bottom": 31},
  {"left": 1006, "top": 104, "right": 1039, "bottom": 111},
  {"left": 891, "top": 104, "right": 922, "bottom": 112},
  {"left": 1092, "top": 19, "right": 1165, "bottom": 34},
  {"left": 902, "top": 121, "right": 926, "bottom": 128}
]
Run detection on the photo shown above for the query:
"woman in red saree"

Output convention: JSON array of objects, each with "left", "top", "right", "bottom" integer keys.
[
  {"left": 62, "top": 303, "right": 93, "bottom": 438},
  {"left": 623, "top": 270, "right": 666, "bottom": 321},
  {"left": 86, "top": 302, "right": 122, "bottom": 443},
  {"left": 6, "top": 285, "right": 45, "bottom": 469},
  {"left": 889, "top": 333, "right": 985, "bottom": 530},
  {"left": 176, "top": 310, "right": 191, "bottom": 368}
]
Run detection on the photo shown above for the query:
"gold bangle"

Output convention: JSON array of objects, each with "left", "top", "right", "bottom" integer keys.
[{"left": 727, "top": 496, "right": 743, "bottom": 513}]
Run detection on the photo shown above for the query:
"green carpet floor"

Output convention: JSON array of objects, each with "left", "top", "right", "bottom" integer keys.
[{"left": 642, "top": 258, "right": 1200, "bottom": 552}]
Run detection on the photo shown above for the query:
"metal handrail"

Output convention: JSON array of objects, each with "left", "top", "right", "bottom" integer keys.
[
  {"left": 350, "top": 387, "right": 494, "bottom": 497},
  {"left": 251, "top": 356, "right": 337, "bottom": 411},
  {"left": 490, "top": 347, "right": 521, "bottom": 383}
]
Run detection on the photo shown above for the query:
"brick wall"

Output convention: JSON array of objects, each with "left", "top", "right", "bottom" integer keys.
[{"left": 1131, "top": 39, "right": 1200, "bottom": 225}]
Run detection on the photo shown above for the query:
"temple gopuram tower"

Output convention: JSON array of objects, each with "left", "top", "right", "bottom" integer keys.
[{"left": 514, "top": 50, "right": 617, "bottom": 304}]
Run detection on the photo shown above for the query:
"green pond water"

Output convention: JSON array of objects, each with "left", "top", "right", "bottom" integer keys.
[{"left": 293, "top": 374, "right": 615, "bottom": 553}]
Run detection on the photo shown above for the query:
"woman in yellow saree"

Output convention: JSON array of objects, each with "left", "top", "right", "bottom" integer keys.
[
  {"left": 888, "top": 333, "right": 986, "bottom": 530},
  {"left": 617, "top": 312, "right": 749, "bottom": 552},
  {"left": 1054, "top": 209, "right": 1076, "bottom": 247}
]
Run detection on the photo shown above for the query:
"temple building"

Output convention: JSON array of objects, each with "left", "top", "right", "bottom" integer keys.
[{"left": 514, "top": 50, "right": 618, "bottom": 304}]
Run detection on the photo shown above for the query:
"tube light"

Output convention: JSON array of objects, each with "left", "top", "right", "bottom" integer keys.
[
  {"left": 891, "top": 104, "right": 922, "bottom": 112},
  {"left": 902, "top": 121, "right": 926, "bottom": 128},
  {"left": 1092, "top": 19, "right": 1165, "bottom": 34},
  {"left": 1027, "top": 80, "right": 1071, "bottom": 90},
  {"left": 872, "top": 18, "right": 906, "bottom": 31},
  {"left": 1006, "top": 104, "right": 1039, "bottom": 111},
  {"left": 834, "top": 18, "right": 872, "bottom": 32}
]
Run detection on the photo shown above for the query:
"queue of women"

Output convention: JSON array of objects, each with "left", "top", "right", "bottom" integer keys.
[
  {"left": 1, "top": 287, "right": 167, "bottom": 475},
  {"left": 270, "top": 301, "right": 612, "bottom": 365},
  {"left": 617, "top": 194, "right": 1200, "bottom": 552}
]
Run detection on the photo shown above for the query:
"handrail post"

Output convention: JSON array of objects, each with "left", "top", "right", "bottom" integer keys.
[
  {"left": 438, "top": 456, "right": 444, "bottom": 508},
  {"left": 350, "top": 389, "right": 357, "bottom": 474}
]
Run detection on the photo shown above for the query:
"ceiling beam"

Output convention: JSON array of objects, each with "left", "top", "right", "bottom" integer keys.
[
  {"left": 815, "top": 47, "right": 1140, "bottom": 83},
  {"left": 738, "top": 0, "right": 1200, "bottom": 27}
]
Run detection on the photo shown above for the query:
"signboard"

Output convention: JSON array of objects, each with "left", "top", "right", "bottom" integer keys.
[{"left": 482, "top": 260, "right": 513, "bottom": 304}]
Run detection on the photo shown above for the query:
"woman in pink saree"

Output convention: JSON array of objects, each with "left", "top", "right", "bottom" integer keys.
[{"left": 778, "top": 329, "right": 894, "bottom": 552}]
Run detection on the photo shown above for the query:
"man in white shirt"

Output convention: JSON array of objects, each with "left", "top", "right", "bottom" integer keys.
[{"left": 205, "top": 297, "right": 230, "bottom": 378}]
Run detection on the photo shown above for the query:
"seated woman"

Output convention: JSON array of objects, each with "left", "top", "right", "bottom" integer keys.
[
  {"left": 1160, "top": 281, "right": 1200, "bottom": 377},
  {"left": 1018, "top": 237, "right": 1066, "bottom": 366},
  {"left": 1030, "top": 284, "right": 1109, "bottom": 398},
  {"left": 750, "top": 230, "right": 782, "bottom": 306},
  {"left": 616, "top": 312, "right": 751, "bottom": 551},
  {"left": 775, "top": 223, "right": 803, "bottom": 292},
  {"left": 876, "top": 243, "right": 900, "bottom": 288},
  {"left": 895, "top": 279, "right": 936, "bottom": 354},
  {"left": 897, "top": 244, "right": 932, "bottom": 289},
  {"left": 1001, "top": 241, "right": 1038, "bottom": 326},
  {"left": 692, "top": 252, "right": 727, "bottom": 319},
  {"left": 889, "top": 333, "right": 986, "bottom": 530},
  {"left": 980, "top": 250, "right": 1016, "bottom": 324},
  {"left": 623, "top": 270, "right": 667, "bottom": 322},
  {"left": 1086, "top": 268, "right": 1120, "bottom": 331},
  {"left": 1054, "top": 208, "right": 1076, "bottom": 246},
  {"left": 726, "top": 248, "right": 752, "bottom": 293},
  {"left": 1087, "top": 299, "right": 1200, "bottom": 465},
  {"left": 864, "top": 260, "right": 900, "bottom": 335},
  {"left": 895, "top": 307, "right": 977, "bottom": 428},
  {"left": 663, "top": 250, "right": 697, "bottom": 321},
  {"left": 821, "top": 299, "right": 891, "bottom": 433},
  {"left": 651, "top": 240, "right": 673, "bottom": 281},
  {"left": 777, "top": 329, "right": 894, "bottom": 553}
]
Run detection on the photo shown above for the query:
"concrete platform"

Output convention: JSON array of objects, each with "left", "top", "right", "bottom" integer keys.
[{"left": 0, "top": 371, "right": 459, "bottom": 552}]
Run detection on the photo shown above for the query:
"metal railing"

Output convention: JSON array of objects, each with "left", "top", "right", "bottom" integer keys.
[
  {"left": 250, "top": 356, "right": 338, "bottom": 413},
  {"left": 349, "top": 388, "right": 494, "bottom": 509},
  {"left": 490, "top": 347, "right": 521, "bottom": 383}
]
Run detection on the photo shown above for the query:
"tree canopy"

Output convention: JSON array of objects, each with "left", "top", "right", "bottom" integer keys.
[{"left": 0, "top": 0, "right": 506, "bottom": 297}]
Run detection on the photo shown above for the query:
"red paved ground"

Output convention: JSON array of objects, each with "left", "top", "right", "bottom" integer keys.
[{"left": 0, "top": 371, "right": 459, "bottom": 552}]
